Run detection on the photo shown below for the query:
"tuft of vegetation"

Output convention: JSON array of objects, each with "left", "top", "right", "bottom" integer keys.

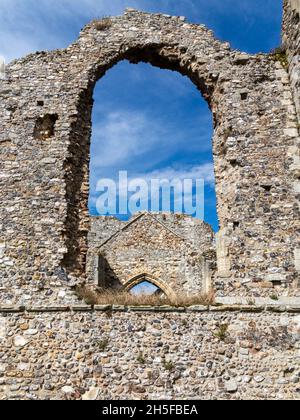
[
  {"left": 75, "top": 284, "right": 99, "bottom": 305},
  {"left": 105, "top": 308, "right": 113, "bottom": 319},
  {"left": 214, "top": 323, "right": 229, "bottom": 342},
  {"left": 74, "top": 284, "right": 215, "bottom": 308},
  {"left": 97, "top": 337, "right": 109, "bottom": 351},
  {"left": 270, "top": 47, "right": 289, "bottom": 69},
  {"left": 270, "top": 294, "right": 279, "bottom": 301},
  {"left": 247, "top": 298, "right": 255, "bottom": 306},
  {"left": 137, "top": 353, "right": 146, "bottom": 365},
  {"left": 147, "top": 370, "right": 154, "bottom": 380},
  {"left": 223, "top": 127, "right": 233, "bottom": 141},
  {"left": 163, "top": 360, "right": 175, "bottom": 372},
  {"left": 92, "top": 17, "right": 112, "bottom": 31}
]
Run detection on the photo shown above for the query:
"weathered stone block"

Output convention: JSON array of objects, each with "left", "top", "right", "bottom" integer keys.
[
  {"left": 71, "top": 305, "right": 92, "bottom": 312},
  {"left": 265, "top": 274, "right": 287, "bottom": 283},
  {"left": 26, "top": 306, "right": 69, "bottom": 313},
  {"left": 293, "top": 181, "right": 300, "bottom": 194},
  {"left": 216, "top": 228, "right": 232, "bottom": 278},
  {"left": 0, "top": 318, "right": 6, "bottom": 339},
  {"left": 111, "top": 305, "right": 127, "bottom": 312},
  {"left": 259, "top": 282, "right": 274, "bottom": 289},
  {"left": 82, "top": 387, "right": 100, "bottom": 400},
  {"left": 295, "top": 249, "right": 300, "bottom": 272},
  {"left": 0, "top": 57, "right": 5, "bottom": 80},
  {"left": 290, "top": 0, "right": 300, "bottom": 13},
  {"left": 186, "top": 305, "right": 208, "bottom": 312},
  {"left": 94, "top": 305, "right": 112, "bottom": 311}
]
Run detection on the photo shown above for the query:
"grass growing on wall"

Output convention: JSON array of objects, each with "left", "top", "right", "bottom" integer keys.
[
  {"left": 75, "top": 284, "right": 215, "bottom": 307},
  {"left": 270, "top": 46, "right": 289, "bottom": 69},
  {"left": 92, "top": 17, "right": 112, "bottom": 31}
]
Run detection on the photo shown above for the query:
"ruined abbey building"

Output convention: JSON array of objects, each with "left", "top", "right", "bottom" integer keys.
[
  {"left": 0, "top": 0, "right": 299, "bottom": 402},
  {"left": 1, "top": 1, "right": 299, "bottom": 305},
  {"left": 86, "top": 213, "right": 215, "bottom": 298}
]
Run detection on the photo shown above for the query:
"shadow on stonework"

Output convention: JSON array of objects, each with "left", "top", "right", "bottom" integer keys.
[{"left": 97, "top": 254, "right": 123, "bottom": 290}]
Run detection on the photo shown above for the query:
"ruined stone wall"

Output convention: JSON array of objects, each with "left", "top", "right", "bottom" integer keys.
[
  {"left": 86, "top": 217, "right": 124, "bottom": 284},
  {"left": 89, "top": 216, "right": 124, "bottom": 245},
  {"left": 283, "top": 0, "right": 300, "bottom": 122},
  {"left": 282, "top": 0, "right": 300, "bottom": 289},
  {"left": 153, "top": 213, "right": 215, "bottom": 248},
  {"left": 87, "top": 213, "right": 214, "bottom": 296},
  {"left": 0, "top": 9, "right": 299, "bottom": 304},
  {"left": 0, "top": 306, "right": 299, "bottom": 400},
  {"left": 86, "top": 213, "right": 215, "bottom": 295}
]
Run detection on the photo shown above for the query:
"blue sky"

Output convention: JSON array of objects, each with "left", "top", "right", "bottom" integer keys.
[{"left": 0, "top": 0, "right": 283, "bottom": 231}]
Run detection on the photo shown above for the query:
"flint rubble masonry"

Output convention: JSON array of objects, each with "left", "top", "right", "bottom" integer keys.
[
  {"left": 0, "top": 307, "right": 299, "bottom": 400},
  {"left": 86, "top": 213, "right": 215, "bottom": 297}
]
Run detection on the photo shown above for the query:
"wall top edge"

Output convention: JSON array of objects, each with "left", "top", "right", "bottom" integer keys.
[{"left": 0, "top": 304, "right": 299, "bottom": 314}]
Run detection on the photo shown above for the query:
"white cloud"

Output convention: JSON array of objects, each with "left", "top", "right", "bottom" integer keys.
[
  {"left": 90, "top": 162, "right": 214, "bottom": 201},
  {"left": 0, "top": 0, "right": 124, "bottom": 61},
  {"left": 90, "top": 108, "right": 212, "bottom": 173},
  {"left": 0, "top": 0, "right": 172, "bottom": 60},
  {"left": 134, "top": 163, "right": 215, "bottom": 187},
  {"left": 91, "top": 110, "right": 165, "bottom": 168}
]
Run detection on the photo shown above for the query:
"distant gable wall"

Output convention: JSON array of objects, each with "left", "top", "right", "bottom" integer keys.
[{"left": 87, "top": 213, "right": 215, "bottom": 296}]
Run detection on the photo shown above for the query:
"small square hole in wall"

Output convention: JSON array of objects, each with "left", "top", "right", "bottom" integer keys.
[
  {"left": 241, "top": 92, "right": 248, "bottom": 101},
  {"left": 37, "top": 100, "right": 44, "bottom": 107},
  {"left": 229, "top": 158, "right": 238, "bottom": 167},
  {"left": 272, "top": 281, "right": 282, "bottom": 287},
  {"left": 233, "top": 221, "right": 240, "bottom": 229},
  {"left": 262, "top": 185, "right": 272, "bottom": 192},
  {"left": 34, "top": 114, "right": 58, "bottom": 140}
]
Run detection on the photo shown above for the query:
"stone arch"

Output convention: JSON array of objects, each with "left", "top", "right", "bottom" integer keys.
[
  {"left": 50, "top": 11, "right": 300, "bottom": 293},
  {"left": 123, "top": 273, "right": 176, "bottom": 300},
  {"left": 61, "top": 12, "right": 229, "bottom": 278},
  {"left": 35, "top": 10, "right": 296, "bottom": 287}
]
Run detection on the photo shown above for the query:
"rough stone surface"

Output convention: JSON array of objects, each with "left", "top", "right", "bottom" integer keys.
[
  {"left": 82, "top": 387, "right": 100, "bottom": 400},
  {"left": 283, "top": 0, "right": 300, "bottom": 121},
  {"left": 0, "top": 57, "right": 5, "bottom": 80},
  {"left": 0, "top": 5, "right": 299, "bottom": 304},
  {"left": 86, "top": 213, "right": 215, "bottom": 296},
  {"left": 0, "top": 308, "right": 299, "bottom": 400},
  {"left": 282, "top": 0, "right": 300, "bottom": 291}
]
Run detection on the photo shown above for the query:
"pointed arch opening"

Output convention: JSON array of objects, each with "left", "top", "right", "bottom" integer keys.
[
  {"left": 123, "top": 273, "right": 175, "bottom": 300},
  {"left": 62, "top": 38, "right": 223, "bottom": 281},
  {"left": 89, "top": 60, "right": 217, "bottom": 226},
  {"left": 130, "top": 281, "right": 165, "bottom": 297}
]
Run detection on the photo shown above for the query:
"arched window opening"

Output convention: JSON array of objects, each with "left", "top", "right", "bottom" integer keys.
[
  {"left": 89, "top": 60, "right": 218, "bottom": 231},
  {"left": 129, "top": 280, "right": 166, "bottom": 297}
]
